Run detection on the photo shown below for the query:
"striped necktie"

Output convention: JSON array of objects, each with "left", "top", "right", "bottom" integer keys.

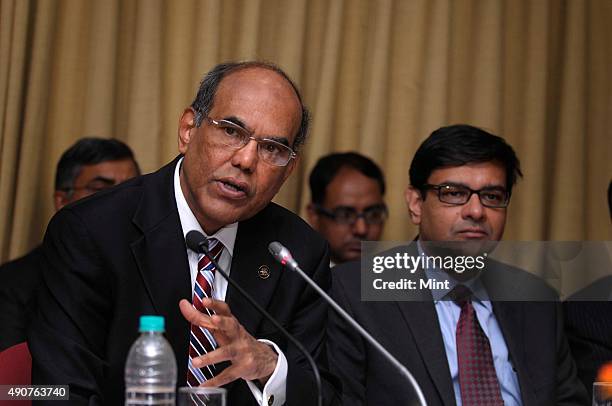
[{"left": 187, "top": 238, "right": 224, "bottom": 387}]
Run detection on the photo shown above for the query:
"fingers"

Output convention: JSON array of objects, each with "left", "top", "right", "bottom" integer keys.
[
  {"left": 201, "top": 366, "right": 241, "bottom": 388},
  {"left": 192, "top": 346, "right": 233, "bottom": 368},
  {"left": 179, "top": 298, "right": 277, "bottom": 384},
  {"left": 200, "top": 297, "right": 231, "bottom": 316},
  {"left": 179, "top": 299, "right": 215, "bottom": 330},
  {"left": 195, "top": 342, "right": 278, "bottom": 386},
  {"left": 180, "top": 298, "right": 240, "bottom": 339}
]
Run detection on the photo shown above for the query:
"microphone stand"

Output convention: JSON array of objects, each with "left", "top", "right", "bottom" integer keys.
[
  {"left": 188, "top": 232, "right": 323, "bottom": 406},
  {"left": 270, "top": 242, "right": 427, "bottom": 406}
]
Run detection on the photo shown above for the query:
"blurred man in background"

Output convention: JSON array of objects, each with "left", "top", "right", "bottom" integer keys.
[
  {"left": 307, "top": 152, "right": 387, "bottom": 266},
  {"left": 0, "top": 137, "right": 140, "bottom": 351},
  {"left": 564, "top": 180, "right": 612, "bottom": 397}
]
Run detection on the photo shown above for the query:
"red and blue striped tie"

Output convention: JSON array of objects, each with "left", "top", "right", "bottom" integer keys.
[{"left": 187, "top": 238, "right": 224, "bottom": 387}]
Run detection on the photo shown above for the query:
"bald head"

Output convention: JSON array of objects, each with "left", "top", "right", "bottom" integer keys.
[{"left": 190, "top": 61, "right": 310, "bottom": 151}]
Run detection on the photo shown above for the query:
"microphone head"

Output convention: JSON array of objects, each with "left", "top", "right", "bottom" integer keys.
[
  {"left": 268, "top": 241, "right": 298, "bottom": 270},
  {"left": 186, "top": 230, "right": 207, "bottom": 253}
]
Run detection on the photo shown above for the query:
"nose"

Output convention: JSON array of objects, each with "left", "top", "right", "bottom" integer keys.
[
  {"left": 461, "top": 193, "right": 485, "bottom": 221},
  {"left": 352, "top": 216, "right": 369, "bottom": 237},
  {"left": 230, "top": 138, "right": 259, "bottom": 173}
]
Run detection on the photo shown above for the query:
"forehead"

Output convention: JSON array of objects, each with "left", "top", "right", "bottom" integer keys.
[
  {"left": 427, "top": 161, "right": 507, "bottom": 189},
  {"left": 324, "top": 167, "right": 383, "bottom": 207},
  {"left": 211, "top": 67, "right": 302, "bottom": 142},
  {"left": 75, "top": 159, "right": 137, "bottom": 182}
]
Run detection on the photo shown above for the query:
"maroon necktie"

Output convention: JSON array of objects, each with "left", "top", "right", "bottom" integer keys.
[{"left": 452, "top": 285, "right": 504, "bottom": 406}]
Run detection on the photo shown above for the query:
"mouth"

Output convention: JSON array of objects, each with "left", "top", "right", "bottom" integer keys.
[
  {"left": 215, "top": 178, "right": 250, "bottom": 199},
  {"left": 456, "top": 228, "right": 489, "bottom": 239},
  {"left": 345, "top": 241, "right": 364, "bottom": 252}
]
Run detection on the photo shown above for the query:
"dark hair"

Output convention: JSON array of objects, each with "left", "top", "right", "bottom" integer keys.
[
  {"left": 309, "top": 152, "right": 386, "bottom": 204},
  {"left": 190, "top": 61, "right": 310, "bottom": 152},
  {"left": 409, "top": 124, "right": 523, "bottom": 196},
  {"left": 55, "top": 137, "right": 139, "bottom": 191}
]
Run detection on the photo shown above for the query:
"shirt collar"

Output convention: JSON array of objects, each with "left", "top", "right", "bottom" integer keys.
[
  {"left": 174, "top": 157, "right": 237, "bottom": 256},
  {"left": 417, "top": 240, "right": 490, "bottom": 305}
]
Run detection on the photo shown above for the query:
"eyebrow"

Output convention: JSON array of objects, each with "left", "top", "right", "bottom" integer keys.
[
  {"left": 86, "top": 176, "right": 116, "bottom": 185},
  {"left": 221, "top": 115, "right": 291, "bottom": 147},
  {"left": 440, "top": 182, "right": 507, "bottom": 190}
]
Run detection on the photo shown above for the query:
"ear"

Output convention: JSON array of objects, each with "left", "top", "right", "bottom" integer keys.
[
  {"left": 178, "top": 108, "right": 197, "bottom": 154},
  {"left": 54, "top": 190, "right": 70, "bottom": 211},
  {"left": 405, "top": 186, "right": 423, "bottom": 225},
  {"left": 306, "top": 203, "right": 320, "bottom": 229}
]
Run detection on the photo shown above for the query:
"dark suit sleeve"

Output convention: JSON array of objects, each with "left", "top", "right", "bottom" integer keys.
[
  {"left": 0, "top": 249, "right": 41, "bottom": 351},
  {"left": 564, "top": 301, "right": 612, "bottom": 400},
  {"left": 555, "top": 303, "right": 589, "bottom": 406},
  {"left": 326, "top": 266, "right": 366, "bottom": 405},
  {"left": 284, "top": 243, "right": 342, "bottom": 406},
  {"left": 28, "top": 209, "right": 110, "bottom": 405}
]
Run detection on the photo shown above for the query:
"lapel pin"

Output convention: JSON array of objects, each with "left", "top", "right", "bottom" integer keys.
[{"left": 257, "top": 265, "right": 271, "bottom": 280}]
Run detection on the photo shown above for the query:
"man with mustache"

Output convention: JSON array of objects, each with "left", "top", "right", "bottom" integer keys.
[
  {"left": 307, "top": 152, "right": 387, "bottom": 266},
  {"left": 0, "top": 137, "right": 140, "bottom": 352},
  {"left": 28, "top": 62, "right": 339, "bottom": 405},
  {"left": 327, "top": 124, "right": 587, "bottom": 405}
]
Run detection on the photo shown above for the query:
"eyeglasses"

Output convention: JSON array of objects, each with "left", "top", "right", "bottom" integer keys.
[
  {"left": 423, "top": 183, "right": 510, "bottom": 208},
  {"left": 202, "top": 116, "right": 297, "bottom": 167},
  {"left": 314, "top": 204, "right": 388, "bottom": 225},
  {"left": 60, "top": 180, "right": 116, "bottom": 195}
]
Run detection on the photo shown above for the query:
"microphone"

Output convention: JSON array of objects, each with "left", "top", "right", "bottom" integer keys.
[
  {"left": 185, "top": 231, "right": 323, "bottom": 406},
  {"left": 269, "top": 241, "right": 428, "bottom": 406}
]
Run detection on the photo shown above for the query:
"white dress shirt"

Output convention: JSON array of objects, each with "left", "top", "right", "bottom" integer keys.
[{"left": 174, "top": 158, "right": 287, "bottom": 406}]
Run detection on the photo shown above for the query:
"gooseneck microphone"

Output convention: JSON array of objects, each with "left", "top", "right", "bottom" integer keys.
[
  {"left": 269, "top": 241, "right": 428, "bottom": 406},
  {"left": 185, "top": 231, "right": 322, "bottom": 406}
]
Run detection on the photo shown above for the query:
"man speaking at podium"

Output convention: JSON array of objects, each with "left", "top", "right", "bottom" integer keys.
[{"left": 29, "top": 62, "right": 339, "bottom": 405}]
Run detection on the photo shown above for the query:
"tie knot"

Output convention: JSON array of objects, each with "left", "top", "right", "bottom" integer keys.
[
  {"left": 206, "top": 238, "right": 224, "bottom": 259},
  {"left": 197, "top": 238, "right": 224, "bottom": 272},
  {"left": 207, "top": 238, "right": 219, "bottom": 250},
  {"left": 449, "top": 284, "right": 472, "bottom": 306}
]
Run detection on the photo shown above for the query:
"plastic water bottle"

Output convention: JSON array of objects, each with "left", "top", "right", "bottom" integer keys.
[{"left": 125, "top": 315, "right": 177, "bottom": 405}]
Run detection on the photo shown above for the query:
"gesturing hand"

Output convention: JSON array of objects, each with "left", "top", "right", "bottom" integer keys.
[{"left": 179, "top": 298, "right": 278, "bottom": 387}]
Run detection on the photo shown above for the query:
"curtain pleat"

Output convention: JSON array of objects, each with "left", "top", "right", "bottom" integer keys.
[{"left": 1, "top": 0, "right": 610, "bottom": 262}]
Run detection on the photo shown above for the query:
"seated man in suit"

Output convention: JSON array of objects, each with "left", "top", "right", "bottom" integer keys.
[
  {"left": 307, "top": 152, "right": 387, "bottom": 266},
  {"left": 29, "top": 61, "right": 339, "bottom": 405},
  {"left": 327, "top": 124, "right": 588, "bottom": 405},
  {"left": 0, "top": 137, "right": 139, "bottom": 351},
  {"left": 563, "top": 181, "right": 612, "bottom": 397}
]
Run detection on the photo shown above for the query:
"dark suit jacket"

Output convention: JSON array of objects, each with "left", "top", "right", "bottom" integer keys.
[
  {"left": 327, "top": 245, "right": 588, "bottom": 406},
  {"left": 28, "top": 158, "right": 339, "bottom": 405},
  {"left": 564, "top": 276, "right": 612, "bottom": 399},
  {"left": 0, "top": 245, "right": 42, "bottom": 351}
]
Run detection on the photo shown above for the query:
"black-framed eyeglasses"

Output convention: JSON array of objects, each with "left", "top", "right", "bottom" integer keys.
[
  {"left": 314, "top": 204, "right": 388, "bottom": 225},
  {"left": 60, "top": 179, "right": 116, "bottom": 195},
  {"left": 422, "top": 183, "right": 510, "bottom": 208},
  {"left": 203, "top": 116, "right": 297, "bottom": 167}
]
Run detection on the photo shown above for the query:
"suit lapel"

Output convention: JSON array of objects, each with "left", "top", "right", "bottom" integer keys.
[
  {"left": 396, "top": 296, "right": 456, "bottom": 406},
  {"left": 225, "top": 209, "right": 283, "bottom": 335},
  {"left": 483, "top": 266, "right": 534, "bottom": 405},
  {"left": 389, "top": 242, "right": 455, "bottom": 405},
  {"left": 491, "top": 301, "right": 536, "bottom": 405},
  {"left": 130, "top": 158, "right": 192, "bottom": 384}
]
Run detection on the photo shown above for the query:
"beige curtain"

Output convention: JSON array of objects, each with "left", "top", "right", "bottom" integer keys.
[{"left": 1, "top": 0, "right": 611, "bottom": 263}]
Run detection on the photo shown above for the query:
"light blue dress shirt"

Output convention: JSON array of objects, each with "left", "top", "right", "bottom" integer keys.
[{"left": 418, "top": 243, "right": 522, "bottom": 406}]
